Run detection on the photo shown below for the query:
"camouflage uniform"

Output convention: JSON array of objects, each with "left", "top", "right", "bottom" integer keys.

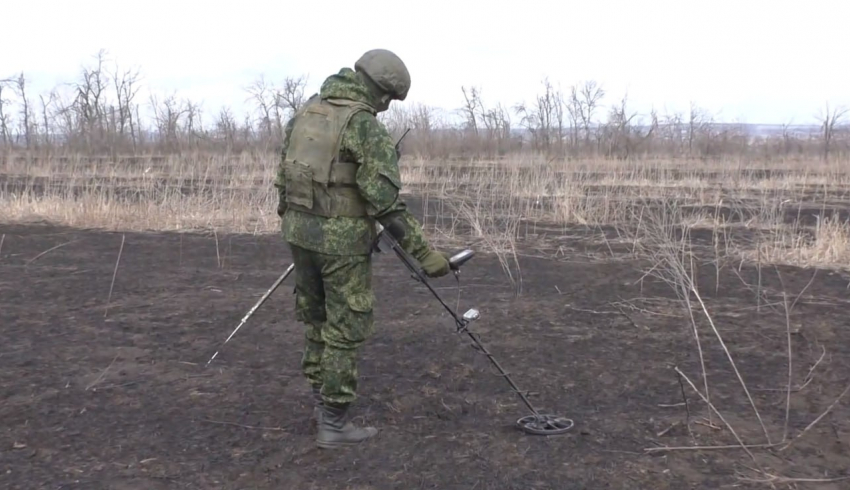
[{"left": 275, "top": 63, "right": 441, "bottom": 409}]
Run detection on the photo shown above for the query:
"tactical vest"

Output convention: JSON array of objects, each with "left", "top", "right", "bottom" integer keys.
[{"left": 282, "top": 97, "right": 375, "bottom": 218}]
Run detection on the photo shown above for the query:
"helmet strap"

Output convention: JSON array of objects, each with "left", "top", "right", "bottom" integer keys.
[{"left": 357, "top": 69, "right": 392, "bottom": 110}]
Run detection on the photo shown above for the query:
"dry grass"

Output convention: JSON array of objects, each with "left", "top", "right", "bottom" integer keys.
[
  {"left": 2, "top": 151, "right": 850, "bottom": 273},
  {"left": 613, "top": 183, "right": 850, "bottom": 485},
  {"left": 1, "top": 152, "right": 278, "bottom": 233},
  {"left": 401, "top": 154, "right": 850, "bottom": 272}
]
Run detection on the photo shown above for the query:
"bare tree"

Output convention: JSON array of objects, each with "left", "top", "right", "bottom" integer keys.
[
  {"left": 245, "top": 75, "right": 276, "bottom": 140},
  {"left": 602, "top": 94, "right": 655, "bottom": 159},
  {"left": 565, "top": 80, "right": 605, "bottom": 150},
  {"left": 515, "top": 78, "right": 565, "bottom": 153},
  {"left": 482, "top": 102, "right": 512, "bottom": 153},
  {"left": 687, "top": 102, "right": 713, "bottom": 156},
  {"left": 460, "top": 86, "right": 481, "bottom": 136},
  {"left": 276, "top": 75, "right": 308, "bottom": 116},
  {"left": 2, "top": 51, "right": 848, "bottom": 162},
  {"left": 150, "top": 92, "right": 191, "bottom": 151},
  {"left": 61, "top": 50, "right": 112, "bottom": 150},
  {"left": 184, "top": 100, "right": 203, "bottom": 146},
  {"left": 780, "top": 119, "right": 797, "bottom": 156},
  {"left": 0, "top": 78, "right": 12, "bottom": 146},
  {"left": 13, "top": 73, "right": 33, "bottom": 148},
  {"left": 109, "top": 61, "right": 143, "bottom": 150},
  {"left": 215, "top": 106, "right": 238, "bottom": 150},
  {"left": 39, "top": 91, "right": 59, "bottom": 148},
  {"left": 244, "top": 74, "right": 308, "bottom": 145},
  {"left": 817, "top": 102, "right": 849, "bottom": 161}
]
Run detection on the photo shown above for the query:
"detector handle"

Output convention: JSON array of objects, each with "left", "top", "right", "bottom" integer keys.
[{"left": 449, "top": 249, "right": 474, "bottom": 270}]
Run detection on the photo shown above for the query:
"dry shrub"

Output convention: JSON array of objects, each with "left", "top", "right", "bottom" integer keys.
[
  {"left": 624, "top": 200, "right": 850, "bottom": 484},
  {"left": 3, "top": 150, "right": 850, "bottom": 276},
  {"left": 748, "top": 214, "right": 850, "bottom": 270}
]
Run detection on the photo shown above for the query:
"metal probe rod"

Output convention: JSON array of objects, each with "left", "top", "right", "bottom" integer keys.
[{"left": 206, "top": 263, "right": 295, "bottom": 367}]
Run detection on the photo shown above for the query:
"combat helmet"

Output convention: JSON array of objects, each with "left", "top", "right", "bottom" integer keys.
[{"left": 354, "top": 49, "right": 411, "bottom": 101}]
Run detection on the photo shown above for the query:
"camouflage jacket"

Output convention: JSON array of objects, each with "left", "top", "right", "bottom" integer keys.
[{"left": 274, "top": 67, "right": 432, "bottom": 259}]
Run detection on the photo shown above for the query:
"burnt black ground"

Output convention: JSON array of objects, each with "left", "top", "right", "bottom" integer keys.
[{"left": 1, "top": 220, "right": 849, "bottom": 489}]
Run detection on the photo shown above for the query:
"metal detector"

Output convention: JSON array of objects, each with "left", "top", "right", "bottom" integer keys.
[{"left": 374, "top": 222, "right": 574, "bottom": 436}]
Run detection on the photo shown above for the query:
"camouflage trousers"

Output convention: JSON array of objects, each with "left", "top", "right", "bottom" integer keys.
[{"left": 287, "top": 243, "right": 375, "bottom": 406}]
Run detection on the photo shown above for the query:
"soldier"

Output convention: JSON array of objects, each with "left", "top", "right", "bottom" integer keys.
[{"left": 274, "top": 49, "right": 451, "bottom": 449}]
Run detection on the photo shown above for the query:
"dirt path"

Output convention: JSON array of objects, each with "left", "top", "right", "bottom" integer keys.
[{"left": 1, "top": 222, "right": 848, "bottom": 489}]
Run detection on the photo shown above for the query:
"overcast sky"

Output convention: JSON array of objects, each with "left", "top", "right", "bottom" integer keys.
[{"left": 3, "top": 0, "right": 848, "bottom": 125}]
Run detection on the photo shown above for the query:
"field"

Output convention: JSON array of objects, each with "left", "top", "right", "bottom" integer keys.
[{"left": 2, "top": 153, "right": 850, "bottom": 489}]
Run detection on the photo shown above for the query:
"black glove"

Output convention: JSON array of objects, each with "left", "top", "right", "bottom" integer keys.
[
  {"left": 381, "top": 214, "right": 406, "bottom": 241},
  {"left": 277, "top": 193, "right": 287, "bottom": 217}
]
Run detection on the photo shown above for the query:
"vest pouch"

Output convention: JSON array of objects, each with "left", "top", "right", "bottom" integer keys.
[
  {"left": 327, "top": 160, "right": 369, "bottom": 217},
  {"left": 329, "top": 186, "right": 370, "bottom": 217},
  {"left": 283, "top": 159, "right": 314, "bottom": 209}
]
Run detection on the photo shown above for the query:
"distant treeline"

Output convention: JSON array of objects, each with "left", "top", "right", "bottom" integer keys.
[{"left": 1, "top": 51, "right": 848, "bottom": 161}]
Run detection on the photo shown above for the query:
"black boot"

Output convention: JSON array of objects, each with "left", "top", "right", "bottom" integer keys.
[
  {"left": 316, "top": 403, "right": 378, "bottom": 449},
  {"left": 311, "top": 385, "right": 323, "bottom": 427}
]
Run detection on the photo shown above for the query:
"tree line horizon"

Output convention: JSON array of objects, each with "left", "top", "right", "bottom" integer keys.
[{"left": 2, "top": 50, "right": 848, "bottom": 161}]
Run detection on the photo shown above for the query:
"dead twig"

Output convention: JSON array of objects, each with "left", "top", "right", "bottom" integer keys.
[
  {"left": 200, "top": 419, "right": 286, "bottom": 431},
  {"left": 104, "top": 234, "right": 125, "bottom": 318},
  {"left": 781, "top": 289, "right": 792, "bottom": 442},
  {"left": 779, "top": 381, "right": 850, "bottom": 452},
  {"left": 798, "top": 344, "right": 827, "bottom": 391},
  {"left": 565, "top": 305, "right": 618, "bottom": 315},
  {"left": 681, "top": 281, "right": 712, "bottom": 427},
  {"left": 753, "top": 344, "right": 826, "bottom": 393},
  {"left": 738, "top": 470, "right": 850, "bottom": 485},
  {"left": 645, "top": 443, "right": 780, "bottom": 453},
  {"left": 612, "top": 303, "right": 642, "bottom": 329},
  {"left": 694, "top": 419, "right": 721, "bottom": 430},
  {"left": 610, "top": 298, "right": 682, "bottom": 318},
  {"left": 86, "top": 353, "right": 119, "bottom": 391},
  {"left": 671, "top": 366, "right": 758, "bottom": 462},
  {"left": 789, "top": 268, "right": 818, "bottom": 311},
  {"left": 690, "top": 282, "right": 772, "bottom": 444},
  {"left": 676, "top": 369, "right": 696, "bottom": 443},
  {"left": 657, "top": 421, "right": 680, "bottom": 437},
  {"left": 25, "top": 239, "right": 79, "bottom": 266},
  {"left": 93, "top": 380, "right": 142, "bottom": 391},
  {"left": 213, "top": 227, "right": 222, "bottom": 268}
]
